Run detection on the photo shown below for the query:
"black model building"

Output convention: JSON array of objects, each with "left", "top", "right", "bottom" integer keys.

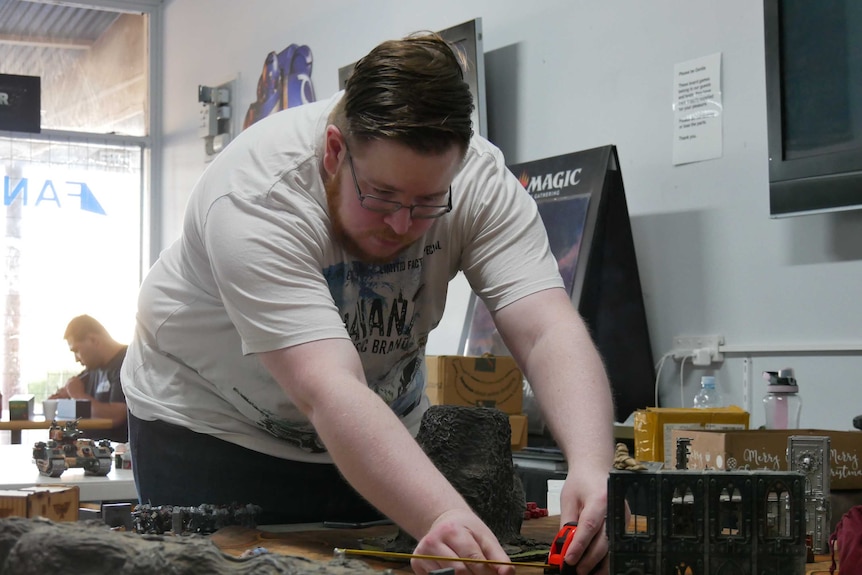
[{"left": 607, "top": 468, "right": 807, "bottom": 574}]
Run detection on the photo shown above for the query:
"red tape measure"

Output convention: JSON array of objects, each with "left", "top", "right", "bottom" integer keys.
[{"left": 546, "top": 521, "right": 577, "bottom": 573}]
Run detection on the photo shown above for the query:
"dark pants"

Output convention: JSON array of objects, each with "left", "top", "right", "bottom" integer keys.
[{"left": 128, "top": 412, "right": 383, "bottom": 525}]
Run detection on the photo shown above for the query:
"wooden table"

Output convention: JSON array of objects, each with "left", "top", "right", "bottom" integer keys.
[
  {"left": 212, "top": 517, "right": 557, "bottom": 572},
  {"left": 0, "top": 418, "right": 113, "bottom": 444},
  {"left": 210, "top": 516, "right": 835, "bottom": 573}
]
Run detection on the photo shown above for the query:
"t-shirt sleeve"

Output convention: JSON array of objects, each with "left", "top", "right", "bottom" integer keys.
[
  {"left": 201, "top": 185, "right": 349, "bottom": 355},
  {"left": 456, "top": 147, "right": 564, "bottom": 312}
]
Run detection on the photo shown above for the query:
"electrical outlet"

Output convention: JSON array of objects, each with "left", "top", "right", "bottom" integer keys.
[
  {"left": 672, "top": 334, "right": 725, "bottom": 363},
  {"left": 199, "top": 78, "right": 236, "bottom": 159}
]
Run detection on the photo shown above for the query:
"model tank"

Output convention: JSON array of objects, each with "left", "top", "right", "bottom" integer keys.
[{"left": 32, "top": 419, "right": 114, "bottom": 478}]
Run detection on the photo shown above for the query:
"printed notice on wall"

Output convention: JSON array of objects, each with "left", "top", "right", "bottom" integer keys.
[{"left": 672, "top": 53, "right": 722, "bottom": 165}]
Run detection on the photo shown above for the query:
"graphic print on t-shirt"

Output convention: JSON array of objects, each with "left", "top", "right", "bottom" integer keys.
[
  {"left": 233, "top": 387, "right": 327, "bottom": 453},
  {"left": 94, "top": 372, "right": 112, "bottom": 397},
  {"left": 233, "top": 240, "right": 444, "bottom": 454},
  {"left": 323, "top": 255, "right": 428, "bottom": 418}
]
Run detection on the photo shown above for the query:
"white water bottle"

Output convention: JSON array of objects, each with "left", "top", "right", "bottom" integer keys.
[{"left": 693, "top": 376, "right": 722, "bottom": 408}]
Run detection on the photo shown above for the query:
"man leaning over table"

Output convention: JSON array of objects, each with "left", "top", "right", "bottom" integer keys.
[{"left": 122, "top": 33, "right": 616, "bottom": 575}]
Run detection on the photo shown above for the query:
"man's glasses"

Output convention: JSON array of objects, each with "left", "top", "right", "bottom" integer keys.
[{"left": 344, "top": 142, "right": 452, "bottom": 219}]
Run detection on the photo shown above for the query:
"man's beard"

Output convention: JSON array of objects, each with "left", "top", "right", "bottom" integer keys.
[{"left": 324, "top": 170, "right": 412, "bottom": 265}]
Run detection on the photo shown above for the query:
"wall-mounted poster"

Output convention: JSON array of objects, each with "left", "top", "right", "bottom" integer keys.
[
  {"left": 460, "top": 153, "right": 591, "bottom": 358},
  {"left": 460, "top": 146, "right": 655, "bottom": 425},
  {"left": 243, "top": 44, "right": 316, "bottom": 130}
]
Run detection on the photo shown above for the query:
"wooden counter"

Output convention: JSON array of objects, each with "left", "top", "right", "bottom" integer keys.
[
  {"left": 211, "top": 515, "right": 835, "bottom": 573},
  {"left": 212, "top": 517, "right": 557, "bottom": 573},
  {"left": 0, "top": 418, "right": 114, "bottom": 444}
]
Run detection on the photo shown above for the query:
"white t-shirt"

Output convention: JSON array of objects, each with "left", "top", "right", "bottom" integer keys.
[{"left": 122, "top": 92, "right": 563, "bottom": 463}]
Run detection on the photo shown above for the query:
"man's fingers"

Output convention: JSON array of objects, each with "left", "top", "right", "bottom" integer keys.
[{"left": 563, "top": 515, "right": 608, "bottom": 574}]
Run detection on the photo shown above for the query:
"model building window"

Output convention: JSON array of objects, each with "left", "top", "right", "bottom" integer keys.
[
  {"left": 670, "top": 483, "right": 697, "bottom": 538},
  {"left": 718, "top": 485, "right": 744, "bottom": 538},
  {"left": 764, "top": 484, "right": 793, "bottom": 538},
  {"left": 624, "top": 483, "right": 650, "bottom": 537}
]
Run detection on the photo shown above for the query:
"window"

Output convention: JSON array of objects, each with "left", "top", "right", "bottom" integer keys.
[{"left": 1, "top": 1, "right": 157, "bottom": 414}]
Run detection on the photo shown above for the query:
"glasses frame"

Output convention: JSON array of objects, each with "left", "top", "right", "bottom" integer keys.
[{"left": 343, "top": 141, "right": 452, "bottom": 219}]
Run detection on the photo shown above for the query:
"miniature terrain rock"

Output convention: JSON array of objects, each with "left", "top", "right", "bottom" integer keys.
[
  {"left": 365, "top": 405, "right": 547, "bottom": 559},
  {"left": 613, "top": 442, "right": 646, "bottom": 471},
  {"left": 0, "top": 516, "right": 379, "bottom": 574}
]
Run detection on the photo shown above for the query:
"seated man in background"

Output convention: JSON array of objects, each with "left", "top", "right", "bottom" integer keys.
[{"left": 50, "top": 315, "right": 128, "bottom": 442}]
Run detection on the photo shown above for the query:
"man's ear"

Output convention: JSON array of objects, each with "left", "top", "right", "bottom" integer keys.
[{"left": 322, "top": 125, "right": 346, "bottom": 177}]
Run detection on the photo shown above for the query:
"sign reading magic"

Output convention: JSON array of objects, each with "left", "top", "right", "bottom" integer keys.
[{"left": 0, "top": 73, "right": 41, "bottom": 133}]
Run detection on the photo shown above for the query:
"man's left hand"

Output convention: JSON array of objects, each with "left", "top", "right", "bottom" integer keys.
[{"left": 559, "top": 471, "right": 610, "bottom": 574}]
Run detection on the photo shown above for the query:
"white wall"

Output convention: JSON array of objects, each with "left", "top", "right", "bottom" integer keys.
[{"left": 159, "top": 0, "right": 862, "bottom": 428}]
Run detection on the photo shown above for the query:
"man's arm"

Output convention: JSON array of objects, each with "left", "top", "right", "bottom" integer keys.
[
  {"left": 492, "top": 287, "right": 615, "bottom": 574},
  {"left": 51, "top": 376, "right": 128, "bottom": 427},
  {"left": 258, "top": 340, "right": 515, "bottom": 575}
]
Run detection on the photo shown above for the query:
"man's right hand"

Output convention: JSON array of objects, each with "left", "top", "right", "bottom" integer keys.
[
  {"left": 410, "top": 509, "right": 515, "bottom": 575},
  {"left": 50, "top": 376, "right": 84, "bottom": 399},
  {"left": 259, "top": 340, "right": 515, "bottom": 575}
]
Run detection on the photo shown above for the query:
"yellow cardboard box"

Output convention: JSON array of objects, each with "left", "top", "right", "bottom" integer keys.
[
  {"left": 669, "top": 428, "right": 862, "bottom": 490},
  {"left": 509, "top": 414, "right": 528, "bottom": 451},
  {"left": 0, "top": 486, "right": 79, "bottom": 521},
  {"left": 634, "top": 406, "right": 749, "bottom": 467},
  {"left": 425, "top": 355, "right": 523, "bottom": 414}
]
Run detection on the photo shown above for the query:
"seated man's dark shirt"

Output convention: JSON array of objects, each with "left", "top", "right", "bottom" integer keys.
[{"left": 79, "top": 346, "right": 128, "bottom": 442}]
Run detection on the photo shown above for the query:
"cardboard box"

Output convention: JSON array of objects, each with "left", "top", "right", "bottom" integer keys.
[
  {"left": 669, "top": 428, "right": 862, "bottom": 490},
  {"left": 9, "top": 394, "right": 35, "bottom": 421},
  {"left": 56, "top": 398, "right": 91, "bottom": 419},
  {"left": 634, "top": 406, "right": 749, "bottom": 467},
  {"left": 510, "top": 414, "right": 528, "bottom": 451},
  {"left": 0, "top": 490, "right": 29, "bottom": 519},
  {"left": 0, "top": 486, "right": 79, "bottom": 522},
  {"left": 425, "top": 355, "right": 523, "bottom": 414}
]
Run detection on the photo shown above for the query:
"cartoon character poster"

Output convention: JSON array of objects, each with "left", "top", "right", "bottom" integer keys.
[{"left": 243, "top": 44, "right": 316, "bottom": 130}]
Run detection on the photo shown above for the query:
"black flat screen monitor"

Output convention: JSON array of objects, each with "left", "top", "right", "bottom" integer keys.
[{"left": 764, "top": 0, "right": 862, "bottom": 217}]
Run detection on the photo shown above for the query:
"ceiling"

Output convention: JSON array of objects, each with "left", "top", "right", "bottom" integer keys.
[
  {"left": 0, "top": 0, "right": 151, "bottom": 139},
  {"left": 0, "top": 0, "right": 121, "bottom": 77}
]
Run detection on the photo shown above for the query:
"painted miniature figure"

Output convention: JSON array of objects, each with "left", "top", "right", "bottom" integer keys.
[{"left": 32, "top": 418, "right": 114, "bottom": 477}]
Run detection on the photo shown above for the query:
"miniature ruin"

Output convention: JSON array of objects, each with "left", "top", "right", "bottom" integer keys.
[{"left": 375, "top": 405, "right": 532, "bottom": 554}]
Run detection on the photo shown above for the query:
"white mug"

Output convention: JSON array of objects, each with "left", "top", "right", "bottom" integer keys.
[{"left": 42, "top": 399, "right": 58, "bottom": 420}]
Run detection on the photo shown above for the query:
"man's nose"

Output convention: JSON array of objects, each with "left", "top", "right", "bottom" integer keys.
[{"left": 383, "top": 207, "right": 413, "bottom": 234}]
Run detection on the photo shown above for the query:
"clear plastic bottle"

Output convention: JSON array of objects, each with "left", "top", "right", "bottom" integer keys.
[
  {"left": 693, "top": 375, "right": 723, "bottom": 408},
  {"left": 762, "top": 368, "right": 802, "bottom": 429}
]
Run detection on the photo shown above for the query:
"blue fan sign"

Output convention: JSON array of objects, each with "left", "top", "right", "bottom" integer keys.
[{"left": 4, "top": 176, "right": 106, "bottom": 215}]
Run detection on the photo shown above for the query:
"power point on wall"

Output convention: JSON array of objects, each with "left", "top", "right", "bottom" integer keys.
[
  {"left": 672, "top": 335, "right": 724, "bottom": 364},
  {"left": 198, "top": 79, "right": 235, "bottom": 160}
]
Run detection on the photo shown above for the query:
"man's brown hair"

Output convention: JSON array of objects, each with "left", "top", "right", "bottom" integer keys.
[{"left": 332, "top": 32, "right": 474, "bottom": 155}]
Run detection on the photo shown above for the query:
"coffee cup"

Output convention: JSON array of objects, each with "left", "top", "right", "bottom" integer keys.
[{"left": 42, "top": 399, "right": 58, "bottom": 420}]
